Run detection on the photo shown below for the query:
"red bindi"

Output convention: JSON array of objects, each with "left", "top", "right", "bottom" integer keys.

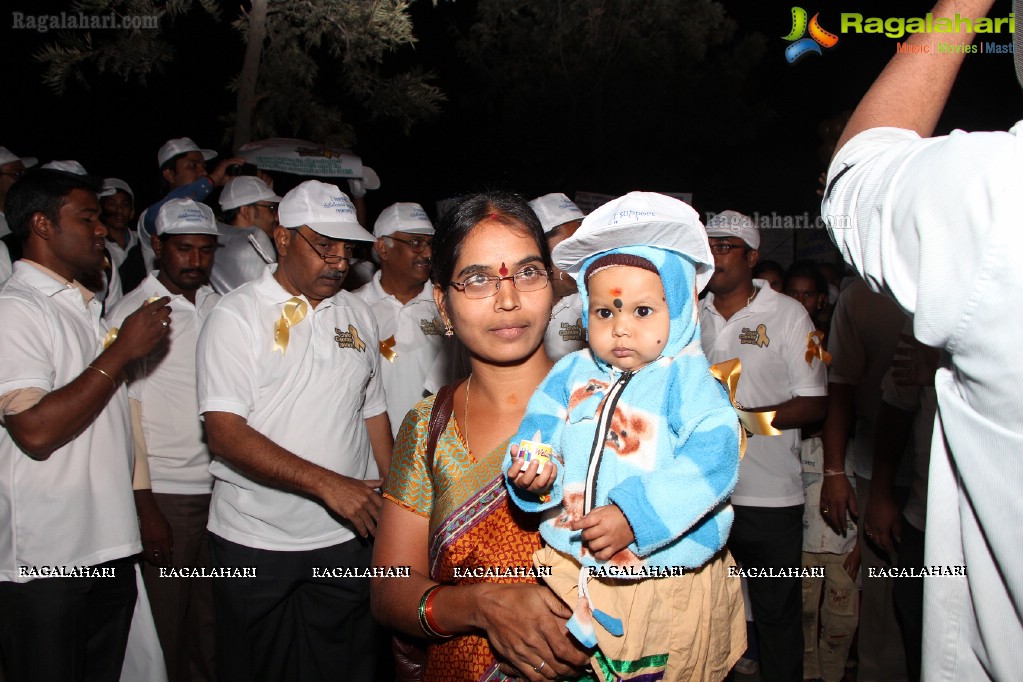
[
  {"left": 499, "top": 262, "right": 509, "bottom": 276},
  {"left": 611, "top": 288, "right": 622, "bottom": 296}
]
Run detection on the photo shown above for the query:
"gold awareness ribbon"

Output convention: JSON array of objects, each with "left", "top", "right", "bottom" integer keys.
[
  {"left": 272, "top": 297, "right": 308, "bottom": 355},
  {"left": 709, "top": 358, "right": 783, "bottom": 459},
  {"left": 102, "top": 327, "right": 119, "bottom": 349},
  {"left": 380, "top": 335, "right": 398, "bottom": 363},
  {"left": 805, "top": 330, "right": 831, "bottom": 367}
]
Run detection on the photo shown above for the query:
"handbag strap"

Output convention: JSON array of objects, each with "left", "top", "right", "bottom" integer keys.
[{"left": 426, "top": 382, "right": 458, "bottom": 469}]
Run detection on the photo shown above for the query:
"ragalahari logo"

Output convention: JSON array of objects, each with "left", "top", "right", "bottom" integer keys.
[{"left": 783, "top": 7, "right": 839, "bottom": 63}]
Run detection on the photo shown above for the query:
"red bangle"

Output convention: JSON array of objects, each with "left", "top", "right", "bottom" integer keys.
[{"left": 424, "top": 585, "right": 454, "bottom": 637}]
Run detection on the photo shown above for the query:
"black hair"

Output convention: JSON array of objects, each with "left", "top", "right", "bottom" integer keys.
[
  {"left": 752, "top": 259, "right": 785, "bottom": 279},
  {"left": 219, "top": 207, "right": 242, "bottom": 225},
  {"left": 431, "top": 191, "right": 552, "bottom": 286},
  {"left": 784, "top": 259, "right": 828, "bottom": 295},
  {"left": 5, "top": 169, "right": 103, "bottom": 239}
]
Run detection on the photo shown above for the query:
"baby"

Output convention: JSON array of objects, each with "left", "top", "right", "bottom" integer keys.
[{"left": 505, "top": 192, "right": 746, "bottom": 681}]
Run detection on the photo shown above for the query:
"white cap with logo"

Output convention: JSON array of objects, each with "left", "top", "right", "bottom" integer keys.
[
  {"left": 277, "top": 180, "right": 375, "bottom": 242},
  {"left": 219, "top": 176, "right": 283, "bottom": 211},
  {"left": 0, "top": 147, "right": 37, "bottom": 169},
  {"left": 529, "top": 193, "right": 585, "bottom": 234},
  {"left": 373, "top": 202, "right": 434, "bottom": 238},
  {"left": 158, "top": 138, "right": 217, "bottom": 167},
  {"left": 156, "top": 198, "right": 219, "bottom": 236},
  {"left": 704, "top": 210, "right": 760, "bottom": 250}
]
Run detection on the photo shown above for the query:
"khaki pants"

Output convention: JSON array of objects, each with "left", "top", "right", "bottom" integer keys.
[
  {"left": 535, "top": 547, "right": 746, "bottom": 682},
  {"left": 802, "top": 551, "right": 859, "bottom": 682}
]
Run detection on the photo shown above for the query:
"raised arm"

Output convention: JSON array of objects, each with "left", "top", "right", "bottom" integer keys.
[{"left": 834, "top": 0, "right": 997, "bottom": 154}]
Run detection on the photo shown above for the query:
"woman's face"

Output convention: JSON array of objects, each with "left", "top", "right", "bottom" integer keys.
[
  {"left": 784, "top": 274, "right": 825, "bottom": 319},
  {"left": 434, "top": 219, "right": 554, "bottom": 365}
]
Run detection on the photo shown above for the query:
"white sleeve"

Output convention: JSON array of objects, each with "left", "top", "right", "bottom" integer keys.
[
  {"left": 196, "top": 306, "right": 258, "bottom": 419},
  {"left": 823, "top": 125, "right": 1021, "bottom": 348},
  {"left": 783, "top": 304, "right": 828, "bottom": 398},
  {"left": 360, "top": 314, "right": 387, "bottom": 419}
]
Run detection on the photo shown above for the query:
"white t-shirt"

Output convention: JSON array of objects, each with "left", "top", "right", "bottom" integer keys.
[
  {"left": 209, "top": 222, "right": 276, "bottom": 295},
  {"left": 544, "top": 292, "right": 587, "bottom": 362},
  {"left": 700, "top": 281, "right": 828, "bottom": 507},
  {"left": 0, "top": 262, "right": 140, "bottom": 582},
  {"left": 824, "top": 124, "right": 1023, "bottom": 680},
  {"left": 197, "top": 268, "right": 387, "bottom": 551},
  {"left": 0, "top": 241, "right": 11, "bottom": 285},
  {"left": 107, "top": 273, "right": 220, "bottom": 494},
  {"left": 352, "top": 273, "right": 449, "bottom": 438},
  {"left": 826, "top": 277, "right": 909, "bottom": 480}
]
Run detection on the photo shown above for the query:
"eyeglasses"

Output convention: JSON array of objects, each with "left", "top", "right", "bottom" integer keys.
[
  {"left": 449, "top": 267, "right": 551, "bottom": 299},
  {"left": 253, "top": 202, "right": 279, "bottom": 213},
  {"left": 708, "top": 242, "right": 749, "bottom": 255},
  {"left": 387, "top": 235, "right": 433, "bottom": 254},
  {"left": 0, "top": 170, "right": 24, "bottom": 179},
  {"left": 291, "top": 228, "right": 354, "bottom": 264}
]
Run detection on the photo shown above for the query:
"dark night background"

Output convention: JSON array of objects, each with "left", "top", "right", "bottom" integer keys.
[{"left": 4, "top": 0, "right": 1021, "bottom": 251}]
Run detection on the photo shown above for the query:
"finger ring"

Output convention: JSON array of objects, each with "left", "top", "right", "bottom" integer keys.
[
  {"left": 161, "top": 320, "right": 169, "bottom": 327},
  {"left": 533, "top": 660, "right": 546, "bottom": 673}
]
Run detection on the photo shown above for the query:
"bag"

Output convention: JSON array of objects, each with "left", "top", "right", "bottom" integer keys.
[{"left": 392, "top": 382, "right": 459, "bottom": 682}]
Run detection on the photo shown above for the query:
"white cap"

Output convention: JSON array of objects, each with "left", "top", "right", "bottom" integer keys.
[
  {"left": 41, "top": 160, "right": 115, "bottom": 195},
  {"left": 552, "top": 191, "right": 715, "bottom": 292},
  {"left": 155, "top": 198, "right": 219, "bottom": 236},
  {"left": 219, "top": 176, "right": 283, "bottom": 211},
  {"left": 157, "top": 137, "right": 217, "bottom": 167},
  {"left": 278, "top": 180, "right": 375, "bottom": 242},
  {"left": 102, "top": 178, "right": 134, "bottom": 201},
  {"left": 704, "top": 210, "right": 760, "bottom": 249},
  {"left": 0, "top": 146, "right": 37, "bottom": 169},
  {"left": 374, "top": 202, "right": 433, "bottom": 238},
  {"left": 529, "top": 193, "right": 585, "bottom": 234}
]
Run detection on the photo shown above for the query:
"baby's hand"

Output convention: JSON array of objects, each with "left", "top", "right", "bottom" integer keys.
[
  {"left": 508, "top": 447, "right": 558, "bottom": 494},
  {"left": 572, "top": 504, "right": 635, "bottom": 561}
]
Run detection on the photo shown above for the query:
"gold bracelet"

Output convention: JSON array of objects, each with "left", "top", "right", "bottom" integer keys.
[{"left": 86, "top": 364, "right": 117, "bottom": 388}]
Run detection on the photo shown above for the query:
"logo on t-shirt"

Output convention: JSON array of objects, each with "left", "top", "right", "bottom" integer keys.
[
  {"left": 335, "top": 324, "right": 367, "bottom": 351},
  {"left": 559, "top": 318, "right": 584, "bottom": 342},
  {"left": 739, "top": 324, "right": 770, "bottom": 348},
  {"left": 420, "top": 317, "right": 444, "bottom": 336}
]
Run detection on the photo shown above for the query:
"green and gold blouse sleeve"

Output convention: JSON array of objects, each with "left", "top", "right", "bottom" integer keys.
[{"left": 382, "top": 395, "right": 436, "bottom": 519}]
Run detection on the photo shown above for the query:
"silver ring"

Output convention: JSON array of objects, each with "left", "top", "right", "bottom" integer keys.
[
  {"left": 534, "top": 660, "right": 546, "bottom": 674},
  {"left": 161, "top": 320, "right": 169, "bottom": 327}
]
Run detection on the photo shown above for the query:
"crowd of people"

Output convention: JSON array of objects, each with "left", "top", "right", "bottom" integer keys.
[{"left": 1, "top": 0, "right": 1020, "bottom": 680}]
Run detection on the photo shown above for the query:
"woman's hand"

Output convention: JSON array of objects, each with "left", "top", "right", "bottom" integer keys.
[{"left": 475, "top": 583, "right": 590, "bottom": 681}]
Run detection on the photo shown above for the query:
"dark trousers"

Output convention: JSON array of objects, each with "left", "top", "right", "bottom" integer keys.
[
  {"left": 141, "top": 492, "right": 215, "bottom": 682},
  {"left": 0, "top": 556, "right": 137, "bottom": 681},
  {"left": 893, "top": 520, "right": 925, "bottom": 682},
  {"left": 209, "top": 533, "right": 378, "bottom": 682},
  {"left": 728, "top": 504, "right": 804, "bottom": 682}
]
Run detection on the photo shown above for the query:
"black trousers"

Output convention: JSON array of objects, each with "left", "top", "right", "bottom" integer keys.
[
  {"left": 728, "top": 504, "right": 804, "bottom": 682},
  {"left": 0, "top": 556, "right": 137, "bottom": 681},
  {"left": 209, "top": 533, "right": 378, "bottom": 682}
]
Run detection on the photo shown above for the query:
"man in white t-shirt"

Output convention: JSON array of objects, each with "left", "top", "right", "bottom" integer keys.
[
  {"left": 197, "top": 180, "right": 391, "bottom": 682},
  {"left": 530, "top": 192, "right": 587, "bottom": 361},
  {"left": 352, "top": 202, "right": 453, "bottom": 437},
  {"left": 107, "top": 198, "right": 221, "bottom": 682},
  {"left": 0, "top": 168, "right": 173, "bottom": 679},
  {"left": 698, "top": 210, "right": 828, "bottom": 681},
  {"left": 211, "top": 175, "right": 282, "bottom": 294},
  {"left": 822, "top": 1, "right": 1023, "bottom": 676}
]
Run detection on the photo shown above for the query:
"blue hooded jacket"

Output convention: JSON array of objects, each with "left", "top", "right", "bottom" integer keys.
[{"left": 505, "top": 245, "right": 741, "bottom": 575}]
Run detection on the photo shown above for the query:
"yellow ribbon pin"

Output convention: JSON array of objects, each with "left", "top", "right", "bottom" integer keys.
[
  {"left": 380, "top": 335, "right": 398, "bottom": 363},
  {"left": 272, "top": 297, "right": 308, "bottom": 355},
  {"left": 102, "top": 327, "right": 119, "bottom": 349},
  {"left": 709, "top": 358, "right": 784, "bottom": 459},
  {"left": 805, "top": 330, "right": 831, "bottom": 367}
]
